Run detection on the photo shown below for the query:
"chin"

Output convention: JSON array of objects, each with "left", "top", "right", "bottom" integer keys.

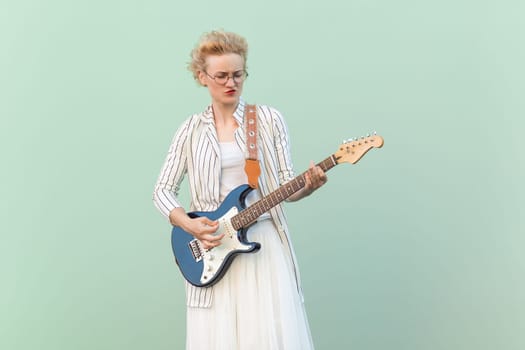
[{"left": 222, "top": 96, "right": 239, "bottom": 104}]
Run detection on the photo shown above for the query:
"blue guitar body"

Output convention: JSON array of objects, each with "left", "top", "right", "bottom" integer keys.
[{"left": 171, "top": 184, "right": 261, "bottom": 287}]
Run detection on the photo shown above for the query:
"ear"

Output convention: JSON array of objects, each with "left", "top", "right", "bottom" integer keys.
[{"left": 197, "top": 71, "right": 207, "bottom": 86}]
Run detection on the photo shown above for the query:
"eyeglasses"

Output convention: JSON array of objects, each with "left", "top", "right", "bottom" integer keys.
[{"left": 204, "top": 70, "right": 248, "bottom": 85}]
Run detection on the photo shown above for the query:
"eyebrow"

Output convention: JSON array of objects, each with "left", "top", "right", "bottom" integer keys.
[{"left": 212, "top": 69, "right": 244, "bottom": 74}]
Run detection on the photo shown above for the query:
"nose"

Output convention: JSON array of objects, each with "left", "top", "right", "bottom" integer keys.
[{"left": 225, "top": 76, "right": 236, "bottom": 87}]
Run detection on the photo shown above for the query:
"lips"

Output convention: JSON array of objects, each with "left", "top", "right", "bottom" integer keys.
[{"left": 225, "top": 89, "right": 236, "bottom": 95}]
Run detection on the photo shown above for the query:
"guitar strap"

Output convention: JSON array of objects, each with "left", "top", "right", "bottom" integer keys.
[{"left": 244, "top": 104, "right": 261, "bottom": 189}]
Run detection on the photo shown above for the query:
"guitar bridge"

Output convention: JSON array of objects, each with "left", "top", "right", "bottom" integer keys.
[{"left": 188, "top": 239, "right": 203, "bottom": 262}]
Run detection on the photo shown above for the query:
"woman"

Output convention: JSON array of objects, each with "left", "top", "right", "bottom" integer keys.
[{"left": 153, "top": 30, "right": 327, "bottom": 350}]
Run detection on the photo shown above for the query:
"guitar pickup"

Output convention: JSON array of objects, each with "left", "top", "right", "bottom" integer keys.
[{"left": 188, "top": 239, "right": 203, "bottom": 262}]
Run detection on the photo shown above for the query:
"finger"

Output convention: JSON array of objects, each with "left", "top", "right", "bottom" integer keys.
[
  {"left": 317, "top": 167, "right": 326, "bottom": 186},
  {"left": 203, "top": 232, "right": 224, "bottom": 241},
  {"left": 202, "top": 225, "right": 219, "bottom": 235},
  {"left": 201, "top": 217, "right": 218, "bottom": 226},
  {"left": 201, "top": 235, "right": 224, "bottom": 249},
  {"left": 195, "top": 219, "right": 218, "bottom": 235},
  {"left": 320, "top": 171, "right": 327, "bottom": 183},
  {"left": 310, "top": 168, "right": 320, "bottom": 187},
  {"left": 304, "top": 171, "right": 313, "bottom": 190},
  {"left": 315, "top": 166, "right": 326, "bottom": 181},
  {"left": 201, "top": 240, "right": 217, "bottom": 250}
]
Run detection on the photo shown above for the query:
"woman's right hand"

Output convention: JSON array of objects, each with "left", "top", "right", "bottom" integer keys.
[
  {"left": 169, "top": 208, "right": 223, "bottom": 250},
  {"left": 182, "top": 216, "right": 222, "bottom": 250}
]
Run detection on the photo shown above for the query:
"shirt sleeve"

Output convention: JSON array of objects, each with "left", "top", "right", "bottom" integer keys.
[
  {"left": 152, "top": 118, "right": 191, "bottom": 219},
  {"left": 271, "top": 108, "right": 295, "bottom": 184}
]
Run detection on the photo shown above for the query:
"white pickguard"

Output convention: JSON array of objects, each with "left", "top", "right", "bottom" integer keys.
[{"left": 199, "top": 207, "right": 251, "bottom": 284}]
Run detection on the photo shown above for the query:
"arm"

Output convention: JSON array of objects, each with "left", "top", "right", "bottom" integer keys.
[
  {"left": 152, "top": 118, "right": 223, "bottom": 248},
  {"left": 152, "top": 119, "right": 190, "bottom": 217},
  {"left": 269, "top": 108, "right": 327, "bottom": 202}
]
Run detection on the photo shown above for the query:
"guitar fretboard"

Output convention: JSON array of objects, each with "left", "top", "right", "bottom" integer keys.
[{"left": 230, "top": 154, "right": 338, "bottom": 230}]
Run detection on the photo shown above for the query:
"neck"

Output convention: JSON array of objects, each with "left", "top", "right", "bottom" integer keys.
[{"left": 212, "top": 101, "right": 238, "bottom": 125}]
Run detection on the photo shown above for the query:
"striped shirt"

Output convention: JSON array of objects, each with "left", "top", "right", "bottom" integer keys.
[{"left": 153, "top": 99, "right": 304, "bottom": 307}]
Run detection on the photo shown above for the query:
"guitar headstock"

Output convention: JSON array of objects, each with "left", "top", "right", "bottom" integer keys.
[{"left": 334, "top": 133, "right": 384, "bottom": 164}]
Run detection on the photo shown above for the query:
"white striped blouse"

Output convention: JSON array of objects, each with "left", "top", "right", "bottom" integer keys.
[{"left": 152, "top": 99, "right": 304, "bottom": 308}]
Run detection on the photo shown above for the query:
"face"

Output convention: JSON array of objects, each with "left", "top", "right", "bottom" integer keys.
[{"left": 198, "top": 53, "right": 245, "bottom": 107}]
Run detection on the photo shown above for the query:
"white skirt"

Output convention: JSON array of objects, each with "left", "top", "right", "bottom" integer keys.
[{"left": 185, "top": 219, "right": 315, "bottom": 350}]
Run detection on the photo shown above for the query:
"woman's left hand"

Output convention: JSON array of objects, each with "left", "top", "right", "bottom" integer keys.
[
  {"left": 286, "top": 161, "right": 328, "bottom": 202},
  {"left": 304, "top": 160, "right": 328, "bottom": 194}
]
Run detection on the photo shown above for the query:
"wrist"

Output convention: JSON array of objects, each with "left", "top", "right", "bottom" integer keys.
[{"left": 169, "top": 208, "right": 189, "bottom": 227}]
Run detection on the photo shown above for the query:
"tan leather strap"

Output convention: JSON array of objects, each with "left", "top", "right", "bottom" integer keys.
[{"left": 244, "top": 104, "right": 261, "bottom": 189}]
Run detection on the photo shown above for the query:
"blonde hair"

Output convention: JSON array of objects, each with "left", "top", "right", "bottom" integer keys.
[{"left": 188, "top": 30, "right": 248, "bottom": 84}]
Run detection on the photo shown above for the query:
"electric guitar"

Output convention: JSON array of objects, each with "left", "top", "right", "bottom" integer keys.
[{"left": 171, "top": 134, "right": 384, "bottom": 287}]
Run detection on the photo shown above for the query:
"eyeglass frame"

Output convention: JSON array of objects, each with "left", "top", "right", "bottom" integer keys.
[{"left": 204, "top": 69, "right": 249, "bottom": 85}]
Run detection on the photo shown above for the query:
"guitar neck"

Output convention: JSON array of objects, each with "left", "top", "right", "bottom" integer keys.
[{"left": 231, "top": 154, "right": 339, "bottom": 230}]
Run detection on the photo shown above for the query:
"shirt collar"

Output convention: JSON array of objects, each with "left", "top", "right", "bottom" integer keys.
[{"left": 200, "top": 98, "right": 246, "bottom": 124}]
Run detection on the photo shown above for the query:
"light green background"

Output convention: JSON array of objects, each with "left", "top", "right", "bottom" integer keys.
[{"left": 2, "top": 0, "right": 524, "bottom": 349}]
